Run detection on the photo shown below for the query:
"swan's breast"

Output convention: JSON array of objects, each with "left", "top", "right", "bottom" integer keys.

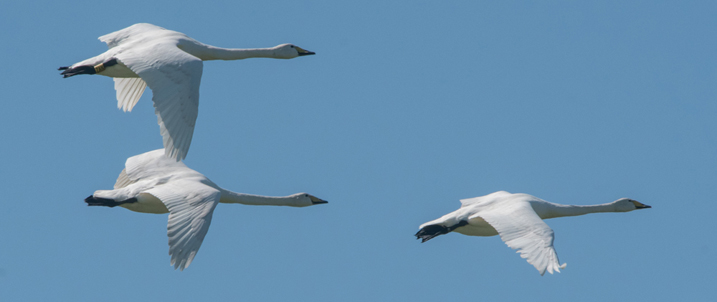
[
  {"left": 120, "top": 192, "right": 168, "bottom": 214},
  {"left": 454, "top": 216, "right": 499, "bottom": 237},
  {"left": 99, "top": 62, "right": 140, "bottom": 78}
]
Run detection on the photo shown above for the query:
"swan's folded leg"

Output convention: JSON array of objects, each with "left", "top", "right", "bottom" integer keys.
[
  {"left": 85, "top": 195, "right": 138, "bottom": 207},
  {"left": 59, "top": 58, "right": 119, "bottom": 78},
  {"left": 415, "top": 220, "right": 469, "bottom": 243},
  {"left": 60, "top": 65, "right": 97, "bottom": 78}
]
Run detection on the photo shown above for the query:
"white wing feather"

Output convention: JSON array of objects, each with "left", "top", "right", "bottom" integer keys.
[
  {"left": 145, "top": 180, "right": 220, "bottom": 271},
  {"left": 113, "top": 169, "right": 134, "bottom": 189},
  {"left": 115, "top": 149, "right": 190, "bottom": 188},
  {"left": 98, "top": 23, "right": 166, "bottom": 49},
  {"left": 471, "top": 201, "right": 566, "bottom": 275},
  {"left": 124, "top": 149, "right": 188, "bottom": 179},
  {"left": 113, "top": 77, "right": 147, "bottom": 112},
  {"left": 459, "top": 191, "right": 512, "bottom": 208},
  {"left": 115, "top": 44, "right": 203, "bottom": 161}
]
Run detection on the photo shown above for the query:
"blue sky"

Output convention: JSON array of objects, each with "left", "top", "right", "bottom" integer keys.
[{"left": 1, "top": 1, "right": 716, "bottom": 301}]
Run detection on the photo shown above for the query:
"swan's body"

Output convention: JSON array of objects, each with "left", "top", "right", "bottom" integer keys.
[
  {"left": 60, "top": 23, "right": 315, "bottom": 161},
  {"left": 86, "top": 149, "right": 327, "bottom": 270},
  {"left": 416, "top": 191, "right": 650, "bottom": 275}
]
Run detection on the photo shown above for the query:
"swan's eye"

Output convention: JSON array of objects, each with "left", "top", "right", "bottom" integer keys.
[{"left": 290, "top": 45, "right": 295, "bottom": 48}]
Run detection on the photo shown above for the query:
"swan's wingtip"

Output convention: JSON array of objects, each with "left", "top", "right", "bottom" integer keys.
[{"left": 540, "top": 263, "right": 567, "bottom": 276}]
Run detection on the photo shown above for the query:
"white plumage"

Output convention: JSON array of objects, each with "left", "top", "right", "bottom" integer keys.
[
  {"left": 86, "top": 149, "right": 327, "bottom": 271},
  {"left": 60, "top": 23, "right": 315, "bottom": 161},
  {"left": 416, "top": 191, "right": 650, "bottom": 275}
]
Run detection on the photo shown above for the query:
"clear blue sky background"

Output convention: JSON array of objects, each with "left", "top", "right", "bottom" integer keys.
[{"left": 1, "top": 1, "right": 716, "bottom": 301}]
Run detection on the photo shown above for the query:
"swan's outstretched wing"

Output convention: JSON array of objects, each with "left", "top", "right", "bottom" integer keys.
[
  {"left": 145, "top": 179, "right": 221, "bottom": 271},
  {"left": 459, "top": 191, "right": 512, "bottom": 208},
  {"left": 115, "top": 44, "right": 203, "bottom": 161},
  {"left": 98, "top": 24, "right": 155, "bottom": 113},
  {"left": 115, "top": 149, "right": 194, "bottom": 189},
  {"left": 471, "top": 202, "right": 566, "bottom": 275},
  {"left": 118, "top": 149, "right": 191, "bottom": 184},
  {"left": 98, "top": 23, "right": 166, "bottom": 49}
]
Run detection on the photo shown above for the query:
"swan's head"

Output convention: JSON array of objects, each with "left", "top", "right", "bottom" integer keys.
[
  {"left": 273, "top": 44, "right": 315, "bottom": 59},
  {"left": 290, "top": 193, "right": 328, "bottom": 207},
  {"left": 614, "top": 198, "right": 651, "bottom": 212}
]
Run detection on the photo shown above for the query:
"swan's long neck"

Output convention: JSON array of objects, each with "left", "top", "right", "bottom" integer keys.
[
  {"left": 534, "top": 201, "right": 617, "bottom": 219},
  {"left": 179, "top": 40, "right": 278, "bottom": 61},
  {"left": 203, "top": 46, "right": 278, "bottom": 60},
  {"left": 219, "top": 189, "right": 298, "bottom": 206}
]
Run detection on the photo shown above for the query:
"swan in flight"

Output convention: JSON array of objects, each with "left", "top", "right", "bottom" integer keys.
[
  {"left": 59, "top": 23, "right": 315, "bottom": 161},
  {"left": 85, "top": 149, "right": 328, "bottom": 270},
  {"left": 415, "top": 191, "right": 650, "bottom": 275}
]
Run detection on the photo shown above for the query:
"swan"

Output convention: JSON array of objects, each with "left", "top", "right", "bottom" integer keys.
[
  {"left": 415, "top": 191, "right": 650, "bottom": 275},
  {"left": 85, "top": 149, "right": 328, "bottom": 270},
  {"left": 59, "top": 23, "right": 315, "bottom": 161}
]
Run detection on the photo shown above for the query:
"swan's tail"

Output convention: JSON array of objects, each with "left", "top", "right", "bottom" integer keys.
[
  {"left": 85, "top": 195, "right": 138, "bottom": 207},
  {"left": 415, "top": 221, "right": 468, "bottom": 243}
]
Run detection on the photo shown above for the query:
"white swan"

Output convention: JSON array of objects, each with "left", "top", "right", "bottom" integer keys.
[
  {"left": 60, "top": 23, "right": 315, "bottom": 161},
  {"left": 85, "top": 149, "right": 328, "bottom": 270},
  {"left": 415, "top": 191, "right": 650, "bottom": 275}
]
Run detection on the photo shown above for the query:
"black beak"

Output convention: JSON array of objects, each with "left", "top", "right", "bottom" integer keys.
[
  {"left": 298, "top": 50, "right": 315, "bottom": 56},
  {"left": 310, "top": 196, "right": 328, "bottom": 204},
  {"left": 630, "top": 200, "right": 651, "bottom": 209},
  {"left": 634, "top": 201, "right": 651, "bottom": 209}
]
